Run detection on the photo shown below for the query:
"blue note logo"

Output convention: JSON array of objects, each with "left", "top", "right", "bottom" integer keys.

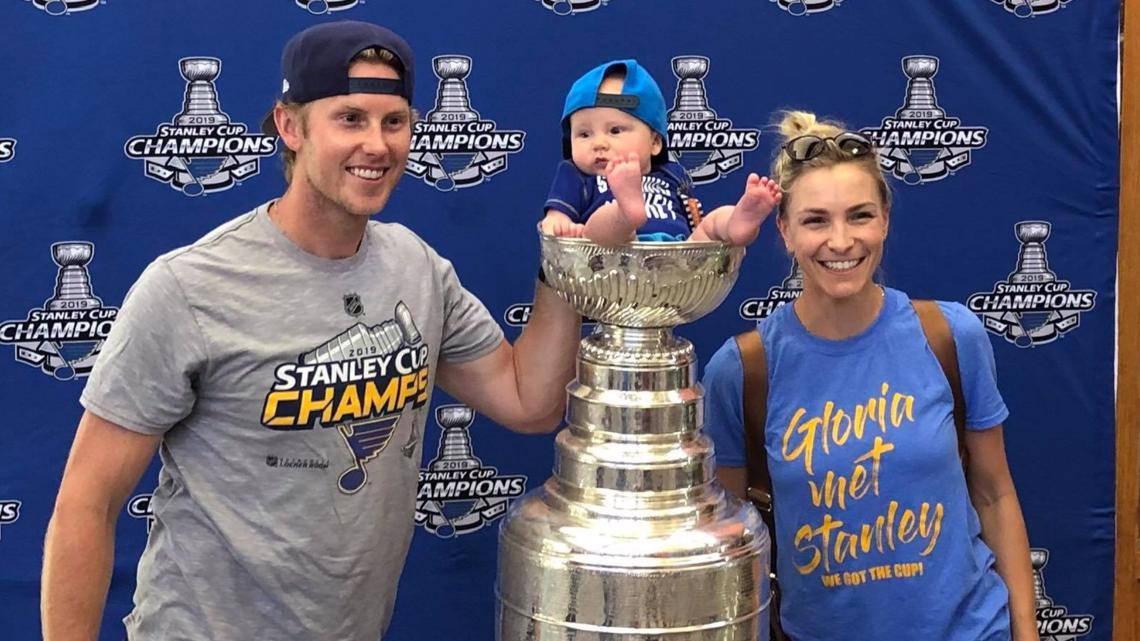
[
  {"left": 770, "top": 0, "right": 844, "bottom": 16},
  {"left": 968, "top": 221, "right": 1096, "bottom": 347},
  {"left": 415, "top": 406, "right": 527, "bottom": 538},
  {"left": 0, "top": 138, "right": 15, "bottom": 162},
  {"left": 0, "top": 500, "right": 20, "bottom": 541},
  {"left": 124, "top": 57, "right": 277, "bottom": 197},
  {"left": 27, "top": 0, "right": 100, "bottom": 16},
  {"left": 739, "top": 260, "right": 804, "bottom": 320},
  {"left": 408, "top": 56, "right": 526, "bottom": 191},
  {"left": 1030, "top": 548, "right": 1094, "bottom": 640},
  {"left": 666, "top": 56, "right": 760, "bottom": 185},
  {"left": 296, "top": 0, "right": 360, "bottom": 13},
  {"left": 861, "top": 56, "right": 988, "bottom": 185},
  {"left": 260, "top": 301, "right": 429, "bottom": 494},
  {"left": 127, "top": 493, "right": 155, "bottom": 533},
  {"left": 536, "top": 0, "right": 610, "bottom": 15},
  {"left": 0, "top": 242, "right": 118, "bottom": 380},
  {"left": 993, "top": 0, "right": 1073, "bottom": 18}
]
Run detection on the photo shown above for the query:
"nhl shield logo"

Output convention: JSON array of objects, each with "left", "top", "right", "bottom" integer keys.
[
  {"left": 407, "top": 56, "right": 526, "bottom": 191},
  {"left": 993, "top": 0, "right": 1073, "bottom": 18},
  {"left": 415, "top": 405, "right": 527, "bottom": 538},
  {"left": 27, "top": 0, "right": 100, "bottom": 16},
  {"left": 861, "top": 56, "right": 988, "bottom": 185},
  {"left": 124, "top": 57, "right": 278, "bottom": 197},
  {"left": 770, "top": 0, "right": 844, "bottom": 16},
  {"left": 343, "top": 293, "right": 365, "bottom": 318},
  {"left": 967, "top": 221, "right": 1096, "bottom": 347},
  {"left": 295, "top": 0, "right": 360, "bottom": 13}
]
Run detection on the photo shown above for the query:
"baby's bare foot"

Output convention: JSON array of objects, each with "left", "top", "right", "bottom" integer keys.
[{"left": 605, "top": 154, "right": 648, "bottom": 231}]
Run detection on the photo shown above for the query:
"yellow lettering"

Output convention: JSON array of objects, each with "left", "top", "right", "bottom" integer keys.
[
  {"left": 852, "top": 436, "right": 896, "bottom": 495},
  {"left": 330, "top": 384, "right": 363, "bottom": 423},
  {"left": 416, "top": 367, "right": 430, "bottom": 404},
  {"left": 794, "top": 524, "right": 822, "bottom": 575},
  {"left": 898, "top": 509, "right": 917, "bottom": 543},
  {"left": 262, "top": 390, "right": 299, "bottom": 427},
  {"left": 298, "top": 388, "right": 335, "bottom": 426},
  {"left": 783, "top": 408, "right": 817, "bottom": 475},
  {"left": 364, "top": 377, "right": 400, "bottom": 415},
  {"left": 849, "top": 464, "right": 869, "bottom": 500},
  {"left": 398, "top": 372, "right": 420, "bottom": 407},
  {"left": 919, "top": 502, "right": 945, "bottom": 556},
  {"left": 831, "top": 409, "right": 852, "bottom": 447}
]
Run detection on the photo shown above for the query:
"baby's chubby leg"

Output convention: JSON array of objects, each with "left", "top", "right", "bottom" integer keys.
[
  {"left": 583, "top": 153, "right": 648, "bottom": 246},
  {"left": 691, "top": 173, "right": 781, "bottom": 245}
]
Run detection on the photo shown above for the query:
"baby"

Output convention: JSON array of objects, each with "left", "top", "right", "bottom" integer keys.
[{"left": 540, "top": 59, "right": 781, "bottom": 246}]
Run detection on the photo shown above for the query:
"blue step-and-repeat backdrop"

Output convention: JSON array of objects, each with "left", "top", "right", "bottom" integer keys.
[{"left": 0, "top": 1, "right": 1120, "bottom": 639}]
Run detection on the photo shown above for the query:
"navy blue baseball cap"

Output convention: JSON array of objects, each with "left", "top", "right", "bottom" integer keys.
[
  {"left": 561, "top": 59, "right": 669, "bottom": 162},
  {"left": 262, "top": 21, "right": 415, "bottom": 135}
]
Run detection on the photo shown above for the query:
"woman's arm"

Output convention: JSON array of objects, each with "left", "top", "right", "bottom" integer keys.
[{"left": 965, "top": 425, "right": 1039, "bottom": 641}]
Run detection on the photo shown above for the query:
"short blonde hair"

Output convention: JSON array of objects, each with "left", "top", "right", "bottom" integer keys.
[
  {"left": 279, "top": 47, "right": 404, "bottom": 183},
  {"left": 770, "top": 110, "right": 892, "bottom": 217}
]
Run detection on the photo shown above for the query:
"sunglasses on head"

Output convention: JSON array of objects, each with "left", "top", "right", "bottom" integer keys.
[{"left": 782, "top": 132, "right": 874, "bottom": 162}]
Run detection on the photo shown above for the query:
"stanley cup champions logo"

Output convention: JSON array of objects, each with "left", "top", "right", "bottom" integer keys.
[
  {"left": 407, "top": 56, "right": 526, "bottom": 191},
  {"left": 770, "top": 0, "right": 843, "bottom": 16},
  {"left": 739, "top": 260, "right": 804, "bottom": 321},
  {"left": 1029, "top": 549, "right": 1095, "bottom": 640},
  {"left": 667, "top": 56, "right": 760, "bottom": 185},
  {"left": 128, "top": 493, "right": 156, "bottom": 533},
  {"left": 416, "top": 405, "right": 527, "bottom": 538},
  {"left": 968, "top": 221, "right": 1096, "bottom": 347},
  {"left": 993, "top": 0, "right": 1073, "bottom": 18},
  {"left": 295, "top": 0, "right": 359, "bottom": 14},
  {"left": 26, "top": 0, "right": 100, "bottom": 16},
  {"left": 0, "top": 242, "right": 118, "bottom": 380},
  {"left": 536, "top": 0, "right": 609, "bottom": 15},
  {"left": 261, "top": 302, "right": 431, "bottom": 495},
  {"left": 860, "top": 56, "right": 988, "bottom": 185},
  {"left": 0, "top": 137, "right": 14, "bottom": 163},
  {"left": 124, "top": 57, "right": 277, "bottom": 197}
]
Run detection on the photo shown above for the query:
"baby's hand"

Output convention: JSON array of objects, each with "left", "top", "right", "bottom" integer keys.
[{"left": 551, "top": 220, "right": 586, "bottom": 238}]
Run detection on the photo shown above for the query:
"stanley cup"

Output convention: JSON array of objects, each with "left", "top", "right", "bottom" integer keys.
[
  {"left": 1010, "top": 221, "right": 1057, "bottom": 284},
  {"left": 429, "top": 56, "right": 479, "bottom": 123},
  {"left": 782, "top": 260, "right": 805, "bottom": 291},
  {"left": 1030, "top": 549, "right": 1054, "bottom": 609},
  {"left": 897, "top": 56, "right": 945, "bottom": 120},
  {"left": 177, "top": 58, "right": 227, "bottom": 126},
  {"left": 670, "top": 57, "right": 717, "bottom": 122},
  {"left": 47, "top": 242, "right": 102, "bottom": 311},
  {"left": 301, "top": 303, "right": 421, "bottom": 364},
  {"left": 497, "top": 236, "right": 770, "bottom": 640},
  {"left": 431, "top": 405, "right": 481, "bottom": 471}
]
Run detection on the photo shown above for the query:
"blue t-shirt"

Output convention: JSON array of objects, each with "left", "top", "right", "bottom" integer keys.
[
  {"left": 543, "top": 160, "right": 694, "bottom": 240},
  {"left": 702, "top": 288, "right": 1012, "bottom": 641}
]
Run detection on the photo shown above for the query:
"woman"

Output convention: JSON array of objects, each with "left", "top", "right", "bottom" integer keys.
[{"left": 702, "top": 111, "right": 1038, "bottom": 641}]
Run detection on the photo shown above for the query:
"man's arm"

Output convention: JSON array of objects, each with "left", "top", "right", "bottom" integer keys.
[
  {"left": 436, "top": 281, "right": 580, "bottom": 434},
  {"left": 965, "top": 425, "right": 1040, "bottom": 641},
  {"left": 42, "top": 411, "right": 161, "bottom": 641}
]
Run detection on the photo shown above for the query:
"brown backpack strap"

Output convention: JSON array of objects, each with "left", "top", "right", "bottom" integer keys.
[
  {"left": 911, "top": 300, "right": 969, "bottom": 468},
  {"left": 735, "top": 328, "right": 790, "bottom": 641},
  {"left": 734, "top": 329, "right": 771, "bottom": 512}
]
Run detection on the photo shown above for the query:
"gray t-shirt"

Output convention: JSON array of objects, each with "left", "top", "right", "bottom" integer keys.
[{"left": 81, "top": 201, "right": 504, "bottom": 640}]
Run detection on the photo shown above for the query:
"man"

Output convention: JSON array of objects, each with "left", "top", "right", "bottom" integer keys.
[{"left": 40, "top": 21, "right": 580, "bottom": 641}]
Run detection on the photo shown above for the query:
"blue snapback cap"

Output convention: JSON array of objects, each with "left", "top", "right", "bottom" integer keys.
[
  {"left": 561, "top": 59, "right": 669, "bottom": 162},
  {"left": 262, "top": 21, "right": 415, "bottom": 135}
]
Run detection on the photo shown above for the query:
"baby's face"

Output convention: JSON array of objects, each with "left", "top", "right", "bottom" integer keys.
[{"left": 567, "top": 106, "right": 661, "bottom": 176}]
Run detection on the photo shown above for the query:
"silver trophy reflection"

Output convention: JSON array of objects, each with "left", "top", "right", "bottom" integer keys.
[{"left": 497, "top": 236, "right": 771, "bottom": 640}]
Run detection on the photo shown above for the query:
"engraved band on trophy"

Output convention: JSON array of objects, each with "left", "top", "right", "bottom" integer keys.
[
  {"left": 47, "top": 242, "right": 102, "bottom": 311},
  {"left": 1010, "top": 221, "right": 1057, "bottom": 284},
  {"left": 497, "top": 235, "right": 771, "bottom": 640}
]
